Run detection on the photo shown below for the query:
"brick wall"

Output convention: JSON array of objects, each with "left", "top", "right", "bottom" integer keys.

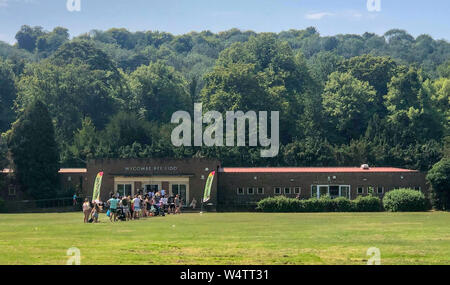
[{"left": 217, "top": 171, "right": 428, "bottom": 208}]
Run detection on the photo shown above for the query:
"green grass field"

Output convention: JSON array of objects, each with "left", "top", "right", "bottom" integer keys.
[{"left": 0, "top": 212, "right": 449, "bottom": 265}]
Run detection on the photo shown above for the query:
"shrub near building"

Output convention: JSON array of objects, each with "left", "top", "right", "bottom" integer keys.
[
  {"left": 383, "top": 188, "right": 429, "bottom": 212},
  {"left": 257, "top": 196, "right": 383, "bottom": 212}
]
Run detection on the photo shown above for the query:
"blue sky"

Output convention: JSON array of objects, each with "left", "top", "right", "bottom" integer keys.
[{"left": 0, "top": 0, "right": 449, "bottom": 44}]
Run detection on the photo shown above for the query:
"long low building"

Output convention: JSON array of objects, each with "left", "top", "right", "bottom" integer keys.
[{"left": 1, "top": 158, "right": 428, "bottom": 210}]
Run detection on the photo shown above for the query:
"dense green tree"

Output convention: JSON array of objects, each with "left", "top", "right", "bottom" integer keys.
[
  {"left": 426, "top": 158, "right": 450, "bottom": 210},
  {"left": 340, "top": 55, "right": 397, "bottom": 116},
  {"left": 0, "top": 134, "right": 8, "bottom": 170},
  {"left": 202, "top": 33, "right": 316, "bottom": 143},
  {"left": 129, "top": 62, "right": 191, "bottom": 122},
  {"left": 307, "top": 51, "right": 344, "bottom": 86},
  {"left": 36, "top": 27, "right": 69, "bottom": 57},
  {"left": 322, "top": 71, "right": 377, "bottom": 141},
  {"left": 0, "top": 26, "right": 448, "bottom": 171},
  {"left": 0, "top": 59, "right": 17, "bottom": 132},
  {"left": 384, "top": 67, "right": 443, "bottom": 143},
  {"left": 15, "top": 62, "right": 124, "bottom": 143},
  {"left": 283, "top": 138, "right": 336, "bottom": 166},
  {"left": 101, "top": 111, "right": 156, "bottom": 153},
  {"left": 7, "top": 100, "right": 59, "bottom": 199},
  {"left": 50, "top": 40, "right": 119, "bottom": 74},
  {"left": 428, "top": 77, "right": 450, "bottom": 131},
  {"left": 14, "top": 25, "right": 45, "bottom": 52},
  {"left": 68, "top": 117, "right": 99, "bottom": 164}
]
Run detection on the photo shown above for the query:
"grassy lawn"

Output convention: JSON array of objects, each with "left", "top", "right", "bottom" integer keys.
[{"left": 0, "top": 211, "right": 449, "bottom": 265}]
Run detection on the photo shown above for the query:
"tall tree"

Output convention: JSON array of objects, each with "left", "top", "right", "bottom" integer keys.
[
  {"left": 14, "top": 25, "right": 45, "bottom": 52},
  {"left": 322, "top": 71, "right": 377, "bottom": 142},
  {"left": 340, "top": 55, "right": 397, "bottom": 116},
  {"left": 7, "top": 100, "right": 60, "bottom": 199},
  {"left": 15, "top": 62, "right": 124, "bottom": 143},
  {"left": 129, "top": 62, "right": 191, "bottom": 123},
  {"left": 427, "top": 158, "right": 450, "bottom": 210},
  {"left": 384, "top": 67, "right": 443, "bottom": 143},
  {"left": 0, "top": 59, "right": 17, "bottom": 132}
]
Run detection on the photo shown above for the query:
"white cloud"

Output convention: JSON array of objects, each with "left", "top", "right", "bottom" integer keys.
[
  {"left": 305, "top": 10, "right": 367, "bottom": 21},
  {"left": 305, "top": 12, "right": 334, "bottom": 20},
  {"left": 0, "top": 0, "right": 36, "bottom": 8}
]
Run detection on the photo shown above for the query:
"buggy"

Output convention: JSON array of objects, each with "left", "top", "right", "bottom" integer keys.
[{"left": 117, "top": 207, "right": 127, "bottom": 221}]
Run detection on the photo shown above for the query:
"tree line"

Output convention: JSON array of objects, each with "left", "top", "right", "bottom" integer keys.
[{"left": 0, "top": 26, "right": 449, "bottom": 205}]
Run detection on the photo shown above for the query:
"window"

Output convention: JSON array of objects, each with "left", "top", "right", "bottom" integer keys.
[
  {"left": 311, "top": 185, "right": 317, "bottom": 198},
  {"left": 237, "top": 188, "right": 244, "bottom": 195},
  {"left": 294, "top": 187, "right": 301, "bottom": 195},
  {"left": 284, "top": 187, "right": 291, "bottom": 195},
  {"left": 172, "top": 184, "right": 188, "bottom": 206},
  {"left": 329, "top": 186, "right": 339, "bottom": 198},
  {"left": 67, "top": 176, "right": 72, "bottom": 182},
  {"left": 145, "top": 184, "right": 159, "bottom": 194},
  {"left": 318, "top": 186, "right": 329, "bottom": 198},
  {"left": 257, "top": 187, "right": 264, "bottom": 195},
  {"left": 117, "top": 184, "right": 132, "bottom": 197},
  {"left": 357, "top": 187, "right": 364, "bottom": 195},
  {"left": 414, "top": 187, "right": 422, "bottom": 191},
  {"left": 377, "top": 187, "right": 384, "bottom": 194},
  {"left": 8, "top": 185, "right": 16, "bottom": 196},
  {"left": 274, "top": 187, "right": 281, "bottom": 195},
  {"left": 340, "top": 186, "right": 350, "bottom": 199},
  {"left": 247, "top": 187, "right": 255, "bottom": 195}
]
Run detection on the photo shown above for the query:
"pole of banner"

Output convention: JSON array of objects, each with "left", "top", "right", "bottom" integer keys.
[{"left": 200, "top": 198, "right": 204, "bottom": 214}]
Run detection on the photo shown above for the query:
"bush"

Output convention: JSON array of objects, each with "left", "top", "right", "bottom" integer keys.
[
  {"left": 256, "top": 196, "right": 301, "bottom": 212},
  {"left": 257, "top": 196, "right": 379, "bottom": 212},
  {"left": 301, "top": 198, "right": 322, "bottom": 212},
  {"left": 383, "top": 188, "right": 428, "bottom": 212},
  {"left": 353, "top": 196, "right": 383, "bottom": 212},
  {"left": 334, "top": 197, "right": 354, "bottom": 212}
]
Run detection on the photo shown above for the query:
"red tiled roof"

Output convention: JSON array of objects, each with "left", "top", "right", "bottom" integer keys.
[
  {"left": 219, "top": 167, "right": 418, "bottom": 173},
  {"left": 59, "top": 168, "right": 87, "bottom": 174},
  {"left": 1, "top": 168, "right": 87, "bottom": 174}
]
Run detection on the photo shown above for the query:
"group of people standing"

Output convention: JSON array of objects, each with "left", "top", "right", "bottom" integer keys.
[{"left": 82, "top": 190, "right": 192, "bottom": 223}]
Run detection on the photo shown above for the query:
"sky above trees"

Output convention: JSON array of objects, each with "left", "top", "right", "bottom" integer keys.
[{"left": 0, "top": 0, "right": 449, "bottom": 44}]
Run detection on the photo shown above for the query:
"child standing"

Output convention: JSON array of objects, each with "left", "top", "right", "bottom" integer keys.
[{"left": 82, "top": 198, "right": 91, "bottom": 223}]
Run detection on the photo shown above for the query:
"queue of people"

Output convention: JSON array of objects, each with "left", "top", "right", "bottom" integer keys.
[{"left": 82, "top": 190, "right": 185, "bottom": 223}]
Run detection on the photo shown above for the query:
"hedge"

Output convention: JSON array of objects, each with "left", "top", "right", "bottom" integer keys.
[
  {"left": 257, "top": 195, "right": 383, "bottom": 212},
  {"left": 383, "top": 188, "right": 428, "bottom": 212}
]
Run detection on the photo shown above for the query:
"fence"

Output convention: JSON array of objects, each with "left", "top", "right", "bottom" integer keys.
[{"left": 1, "top": 196, "right": 91, "bottom": 213}]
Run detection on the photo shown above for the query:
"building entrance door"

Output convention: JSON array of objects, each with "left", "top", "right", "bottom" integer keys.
[
  {"left": 329, "top": 186, "right": 340, "bottom": 198},
  {"left": 171, "top": 184, "right": 188, "bottom": 206},
  {"left": 317, "top": 185, "right": 329, "bottom": 198},
  {"left": 144, "top": 184, "right": 159, "bottom": 194}
]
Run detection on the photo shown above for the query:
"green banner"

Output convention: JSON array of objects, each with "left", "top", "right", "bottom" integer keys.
[
  {"left": 92, "top": 172, "right": 103, "bottom": 203},
  {"left": 203, "top": 171, "right": 215, "bottom": 203}
]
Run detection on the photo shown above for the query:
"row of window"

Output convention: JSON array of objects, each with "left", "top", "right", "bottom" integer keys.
[
  {"left": 237, "top": 187, "right": 301, "bottom": 195},
  {"left": 236, "top": 186, "right": 422, "bottom": 196},
  {"left": 356, "top": 186, "right": 421, "bottom": 195}
]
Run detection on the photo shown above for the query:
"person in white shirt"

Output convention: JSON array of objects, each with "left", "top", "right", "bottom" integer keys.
[
  {"left": 161, "top": 196, "right": 168, "bottom": 215},
  {"left": 133, "top": 195, "right": 141, "bottom": 219}
]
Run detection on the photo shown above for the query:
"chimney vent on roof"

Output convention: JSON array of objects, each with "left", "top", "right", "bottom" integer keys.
[{"left": 361, "top": 164, "right": 370, "bottom": 170}]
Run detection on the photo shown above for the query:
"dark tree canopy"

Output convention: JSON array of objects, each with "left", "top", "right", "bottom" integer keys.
[
  {"left": 0, "top": 26, "right": 448, "bottom": 173},
  {"left": 7, "top": 100, "right": 60, "bottom": 199}
]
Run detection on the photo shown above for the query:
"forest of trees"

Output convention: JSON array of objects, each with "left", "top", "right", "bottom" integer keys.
[{"left": 0, "top": 25, "right": 449, "bottom": 174}]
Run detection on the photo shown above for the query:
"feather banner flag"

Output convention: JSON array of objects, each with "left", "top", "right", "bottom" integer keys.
[
  {"left": 203, "top": 171, "right": 215, "bottom": 203},
  {"left": 92, "top": 172, "right": 103, "bottom": 203}
]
